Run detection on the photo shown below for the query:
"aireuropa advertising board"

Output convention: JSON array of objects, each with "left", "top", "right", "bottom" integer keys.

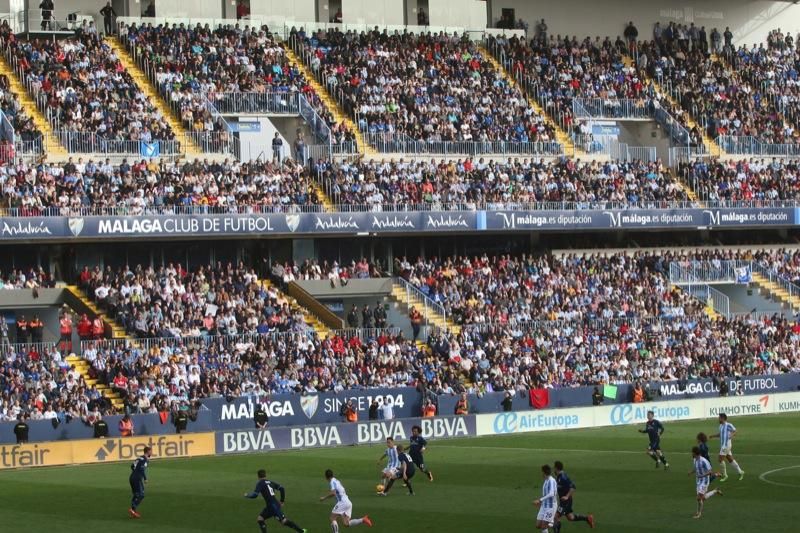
[
  {"left": 216, "top": 416, "right": 476, "bottom": 455},
  {"left": 476, "top": 391, "right": 800, "bottom": 436}
]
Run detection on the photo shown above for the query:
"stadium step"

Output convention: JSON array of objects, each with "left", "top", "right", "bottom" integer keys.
[
  {"left": 261, "top": 279, "right": 332, "bottom": 338},
  {"left": 621, "top": 55, "right": 726, "bottom": 158},
  {"left": 0, "top": 53, "right": 67, "bottom": 159},
  {"left": 750, "top": 273, "right": 800, "bottom": 310},
  {"left": 66, "top": 354, "right": 123, "bottom": 409},
  {"left": 388, "top": 283, "right": 460, "bottom": 335},
  {"left": 311, "top": 180, "right": 336, "bottom": 211},
  {"left": 64, "top": 285, "right": 133, "bottom": 340},
  {"left": 282, "top": 44, "right": 374, "bottom": 156},
  {"left": 105, "top": 37, "right": 202, "bottom": 156},
  {"left": 479, "top": 44, "right": 581, "bottom": 157}
]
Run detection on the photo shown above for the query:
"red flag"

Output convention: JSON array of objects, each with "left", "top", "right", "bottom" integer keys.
[{"left": 529, "top": 388, "right": 550, "bottom": 409}]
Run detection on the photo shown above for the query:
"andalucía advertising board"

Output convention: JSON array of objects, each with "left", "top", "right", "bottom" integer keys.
[
  {"left": 216, "top": 416, "right": 475, "bottom": 455},
  {"left": 476, "top": 391, "right": 800, "bottom": 437}
]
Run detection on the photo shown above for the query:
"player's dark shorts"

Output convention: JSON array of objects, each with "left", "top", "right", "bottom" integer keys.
[
  {"left": 129, "top": 477, "right": 145, "bottom": 497},
  {"left": 396, "top": 468, "right": 416, "bottom": 480},
  {"left": 410, "top": 452, "right": 425, "bottom": 467},
  {"left": 260, "top": 503, "right": 285, "bottom": 521},
  {"left": 558, "top": 497, "right": 574, "bottom": 516},
  {"left": 648, "top": 440, "right": 661, "bottom": 451}
]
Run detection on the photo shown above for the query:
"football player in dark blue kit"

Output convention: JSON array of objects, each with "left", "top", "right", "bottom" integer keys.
[
  {"left": 696, "top": 432, "right": 718, "bottom": 482},
  {"left": 639, "top": 410, "right": 669, "bottom": 469},
  {"left": 409, "top": 425, "right": 433, "bottom": 481},
  {"left": 553, "top": 461, "right": 595, "bottom": 531},
  {"left": 381, "top": 445, "right": 416, "bottom": 496},
  {"left": 244, "top": 469, "right": 307, "bottom": 533},
  {"left": 128, "top": 446, "right": 152, "bottom": 518}
]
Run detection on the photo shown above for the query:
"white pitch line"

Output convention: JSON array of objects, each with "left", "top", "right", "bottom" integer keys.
[
  {"left": 758, "top": 465, "right": 800, "bottom": 488},
  {"left": 435, "top": 445, "right": 800, "bottom": 459}
]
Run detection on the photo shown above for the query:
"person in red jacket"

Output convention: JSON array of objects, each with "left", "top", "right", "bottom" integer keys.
[
  {"left": 59, "top": 313, "right": 73, "bottom": 352},
  {"left": 77, "top": 314, "right": 92, "bottom": 340}
]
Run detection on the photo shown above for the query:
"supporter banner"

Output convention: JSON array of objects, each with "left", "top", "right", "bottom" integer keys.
[
  {"left": 0, "top": 207, "right": 796, "bottom": 241},
  {"left": 215, "top": 415, "right": 476, "bottom": 455},
  {"left": 201, "top": 387, "right": 422, "bottom": 429},
  {"left": 0, "top": 432, "right": 215, "bottom": 470},
  {"left": 475, "top": 391, "right": 800, "bottom": 436}
]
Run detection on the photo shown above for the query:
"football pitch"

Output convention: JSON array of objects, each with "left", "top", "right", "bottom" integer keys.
[{"left": 1, "top": 413, "right": 798, "bottom": 533}]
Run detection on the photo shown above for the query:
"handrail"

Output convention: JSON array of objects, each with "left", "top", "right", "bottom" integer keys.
[
  {"left": 394, "top": 276, "right": 448, "bottom": 328},
  {"left": 750, "top": 261, "right": 800, "bottom": 304},
  {"left": 287, "top": 281, "right": 344, "bottom": 330}
]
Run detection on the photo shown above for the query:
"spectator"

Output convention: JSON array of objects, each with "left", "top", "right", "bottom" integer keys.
[
  {"left": 417, "top": 7, "right": 428, "bottom": 26},
  {"left": 368, "top": 399, "right": 379, "bottom": 420},
  {"left": 39, "top": 0, "right": 54, "bottom": 31},
  {"left": 272, "top": 133, "right": 283, "bottom": 162},
  {"left": 409, "top": 307, "right": 423, "bottom": 342}
]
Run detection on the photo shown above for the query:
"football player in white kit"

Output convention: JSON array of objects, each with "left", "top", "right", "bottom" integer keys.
[
  {"left": 533, "top": 464, "right": 558, "bottom": 532},
  {"left": 376, "top": 437, "right": 400, "bottom": 489},
  {"left": 689, "top": 446, "right": 723, "bottom": 518},
  {"left": 320, "top": 469, "right": 373, "bottom": 531},
  {"left": 709, "top": 413, "right": 744, "bottom": 482}
]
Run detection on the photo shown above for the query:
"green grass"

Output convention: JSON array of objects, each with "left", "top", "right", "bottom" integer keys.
[{"left": 1, "top": 413, "right": 799, "bottom": 532}]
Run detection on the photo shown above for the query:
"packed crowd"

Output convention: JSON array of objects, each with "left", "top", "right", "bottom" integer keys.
[
  {"left": 293, "top": 27, "right": 556, "bottom": 144},
  {"left": 395, "top": 252, "right": 706, "bottom": 325},
  {"left": 0, "top": 25, "right": 174, "bottom": 142},
  {"left": 121, "top": 22, "right": 357, "bottom": 146},
  {"left": 0, "top": 344, "right": 114, "bottom": 423},
  {"left": 683, "top": 158, "right": 800, "bottom": 203},
  {"left": 0, "top": 74, "right": 42, "bottom": 148},
  {"left": 0, "top": 157, "right": 320, "bottom": 215},
  {"left": 78, "top": 262, "right": 310, "bottom": 339},
  {"left": 637, "top": 25, "right": 797, "bottom": 145},
  {"left": 314, "top": 157, "right": 688, "bottom": 208}
]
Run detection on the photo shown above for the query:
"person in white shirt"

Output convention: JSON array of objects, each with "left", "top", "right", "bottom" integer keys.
[
  {"left": 709, "top": 412, "right": 744, "bottom": 481},
  {"left": 320, "top": 469, "right": 373, "bottom": 531},
  {"left": 533, "top": 464, "right": 557, "bottom": 532},
  {"left": 380, "top": 396, "right": 394, "bottom": 420},
  {"left": 689, "top": 446, "right": 722, "bottom": 518}
]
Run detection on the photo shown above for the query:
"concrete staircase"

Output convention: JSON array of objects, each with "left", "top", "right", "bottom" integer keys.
[
  {"left": 262, "top": 279, "right": 331, "bottom": 338},
  {"left": 282, "top": 44, "right": 374, "bottom": 156},
  {"left": 622, "top": 55, "right": 725, "bottom": 158},
  {"left": 750, "top": 272, "right": 800, "bottom": 311},
  {"left": 104, "top": 37, "right": 201, "bottom": 156},
  {"left": 0, "top": 54, "right": 67, "bottom": 158},
  {"left": 64, "top": 285, "right": 129, "bottom": 339},
  {"left": 65, "top": 353, "right": 124, "bottom": 411},
  {"left": 479, "top": 44, "right": 579, "bottom": 157},
  {"left": 311, "top": 181, "right": 335, "bottom": 211},
  {"left": 387, "top": 280, "right": 460, "bottom": 336}
]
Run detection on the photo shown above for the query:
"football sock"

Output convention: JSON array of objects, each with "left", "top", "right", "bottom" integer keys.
[
  {"left": 697, "top": 500, "right": 703, "bottom": 514},
  {"left": 554, "top": 522, "right": 562, "bottom": 532},
  {"left": 258, "top": 520, "right": 267, "bottom": 533},
  {"left": 720, "top": 462, "right": 728, "bottom": 476},
  {"left": 660, "top": 454, "right": 668, "bottom": 465},
  {"left": 350, "top": 518, "right": 363, "bottom": 526},
  {"left": 330, "top": 521, "right": 339, "bottom": 533},
  {"left": 706, "top": 490, "right": 717, "bottom": 499},
  {"left": 384, "top": 479, "right": 396, "bottom": 493},
  {"left": 406, "top": 480, "right": 414, "bottom": 494},
  {"left": 650, "top": 453, "right": 659, "bottom": 463},
  {"left": 730, "top": 460, "right": 742, "bottom": 474},
  {"left": 284, "top": 520, "right": 303, "bottom": 532},
  {"left": 573, "top": 514, "right": 588, "bottom": 522}
]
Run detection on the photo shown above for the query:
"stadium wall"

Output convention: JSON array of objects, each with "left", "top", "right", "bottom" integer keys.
[
  {"left": 3, "top": 393, "right": 800, "bottom": 470},
  {"left": 492, "top": 0, "right": 800, "bottom": 47},
  {"left": 3, "top": 374, "right": 798, "bottom": 444}
]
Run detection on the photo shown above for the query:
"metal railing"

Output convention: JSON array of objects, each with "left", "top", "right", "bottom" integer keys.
[
  {"left": 716, "top": 136, "right": 800, "bottom": 157},
  {"left": 52, "top": 131, "right": 182, "bottom": 157},
  {"left": 363, "top": 132, "right": 564, "bottom": 156},
  {"left": 2, "top": 341, "right": 58, "bottom": 355},
  {"left": 207, "top": 92, "right": 301, "bottom": 115},
  {"left": 394, "top": 276, "right": 448, "bottom": 328},
  {"left": 572, "top": 98, "right": 651, "bottom": 120},
  {"left": 750, "top": 262, "right": 800, "bottom": 305},
  {"left": 683, "top": 283, "right": 731, "bottom": 317},
  {"left": 669, "top": 260, "right": 748, "bottom": 285}
]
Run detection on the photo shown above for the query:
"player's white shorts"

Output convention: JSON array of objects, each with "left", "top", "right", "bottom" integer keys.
[
  {"left": 537, "top": 506, "right": 556, "bottom": 525},
  {"left": 382, "top": 467, "right": 398, "bottom": 477},
  {"left": 719, "top": 443, "right": 732, "bottom": 456},
  {"left": 696, "top": 481, "right": 709, "bottom": 496},
  {"left": 332, "top": 499, "right": 353, "bottom": 518}
]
